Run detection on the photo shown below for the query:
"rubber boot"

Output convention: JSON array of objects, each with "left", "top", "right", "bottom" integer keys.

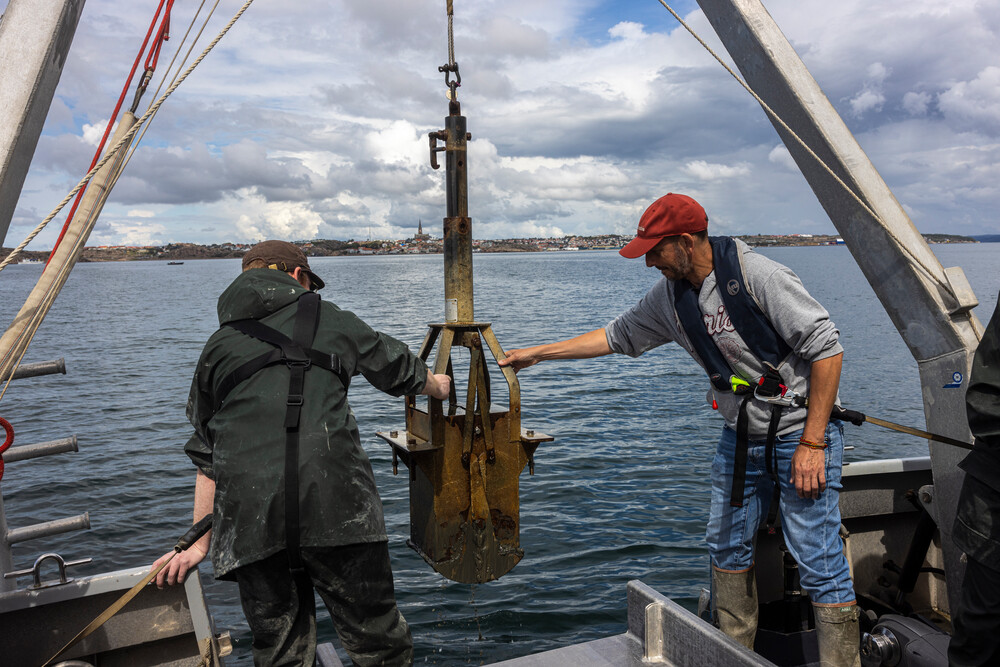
[
  {"left": 813, "top": 604, "right": 861, "bottom": 667},
  {"left": 713, "top": 567, "right": 758, "bottom": 650}
]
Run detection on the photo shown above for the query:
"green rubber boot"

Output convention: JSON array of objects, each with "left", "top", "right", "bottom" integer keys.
[
  {"left": 713, "top": 567, "right": 758, "bottom": 650},
  {"left": 813, "top": 604, "right": 861, "bottom": 667}
]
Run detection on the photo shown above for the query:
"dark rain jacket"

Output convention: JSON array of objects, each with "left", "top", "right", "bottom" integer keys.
[
  {"left": 960, "top": 295, "right": 1000, "bottom": 491},
  {"left": 184, "top": 269, "right": 428, "bottom": 580}
]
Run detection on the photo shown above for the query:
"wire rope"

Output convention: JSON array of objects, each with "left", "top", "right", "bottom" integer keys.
[
  {"left": 0, "top": 0, "right": 258, "bottom": 402},
  {"left": 653, "top": 0, "right": 947, "bottom": 287},
  {"left": 117, "top": 0, "right": 221, "bottom": 187},
  {"left": 47, "top": 0, "right": 174, "bottom": 266},
  {"left": 446, "top": 0, "right": 456, "bottom": 67},
  {"left": 0, "top": 0, "right": 255, "bottom": 274}
]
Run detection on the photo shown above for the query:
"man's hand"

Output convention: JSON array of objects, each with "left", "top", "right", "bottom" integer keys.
[
  {"left": 790, "top": 445, "right": 826, "bottom": 499},
  {"left": 498, "top": 348, "right": 540, "bottom": 372},
  {"left": 497, "top": 330, "right": 612, "bottom": 372},
  {"left": 151, "top": 544, "right": 207, "bottom": 588},
  {"left": 421, "top": 372, "right": 451, "bottom": 400}
]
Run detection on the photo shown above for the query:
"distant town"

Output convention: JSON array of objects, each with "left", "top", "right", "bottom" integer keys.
[{"left": 1, "top": 230, "right": 982, "bottom": 264}]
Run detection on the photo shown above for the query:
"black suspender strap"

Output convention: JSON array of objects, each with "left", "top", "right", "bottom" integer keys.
[
  {"left": 283, "top": 292, "right": 320, "bottom": 574},
  {"left": 729, "top": 366, "right": 792, "bottom": 523},
  {"left": 215, "top": 348, "right": 283, "bottom": 411},
  {"left": 215, "top": 315, "right": 347, "bottom": 412},
  {"left": 728, "top": 400, "right": 786, "bottom": 526},
  {"left": 763, "top": 405, "right": 783, "bottom": 533},
  {"left": 730, "top": 396, "right": 752, "bottom": 508}
]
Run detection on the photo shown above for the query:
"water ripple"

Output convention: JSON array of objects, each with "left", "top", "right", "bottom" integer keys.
[{"left": 0, "top": 247, "right": 997, "bottom": 664}]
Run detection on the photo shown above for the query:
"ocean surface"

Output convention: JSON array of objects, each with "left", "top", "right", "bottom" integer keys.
[{"left": 1, "top": 243, "right": 998, "bottom": 665}]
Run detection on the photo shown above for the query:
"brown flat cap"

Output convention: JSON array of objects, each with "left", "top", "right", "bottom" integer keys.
[{"left": 242, "top": 240, "right": 325, "bottom": 291}]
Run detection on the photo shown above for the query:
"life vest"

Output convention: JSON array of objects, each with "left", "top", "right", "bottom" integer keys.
[
  {"left": 215, "top": 291, "right": 348, "bottom": 576},
  {"left": 673, "top": 236, "right": 791, "bottom": 391},
  {"left": 673, "top": 237, "right": 794, "bottom": 526}
]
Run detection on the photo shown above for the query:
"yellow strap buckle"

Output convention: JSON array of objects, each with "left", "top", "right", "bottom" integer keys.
[{"left": 730, "top": 376, "right": 751, "bottom": 393}]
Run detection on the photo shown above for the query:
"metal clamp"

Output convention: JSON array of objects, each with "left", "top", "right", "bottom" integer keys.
[
  {"left": 754, "top": 383, "right": 803, "bottom": 408},
  {"left": 428, "top": 130, "right": 447, "bottom": 169},
  {"left": 438, "top": 62, "right": 461, "bottom": 97},
  {"left": 4, "top": 552, "right": 92, "bottom": 589}
]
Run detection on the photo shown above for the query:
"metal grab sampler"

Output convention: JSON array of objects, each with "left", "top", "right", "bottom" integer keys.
[
  {"left": 376, "top": 67, "right": 551, "bottom": 583},
  {"left": 379, "top": 321, "right": 550, "bottom": 584}
]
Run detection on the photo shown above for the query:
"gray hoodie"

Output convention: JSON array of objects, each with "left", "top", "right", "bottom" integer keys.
[{"left": 605, "top": 239, "right": 842, "bottom": 438}]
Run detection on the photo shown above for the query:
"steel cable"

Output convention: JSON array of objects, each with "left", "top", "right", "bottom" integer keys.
[
  {"left": 0, "top": 0, "right": 258, "bottom": 402},
  {"left": 654, "top": 0, "right": 948, "bottom": 288},
  {"left": 0, "top": 0, "right": 254, "bottom": 274}
]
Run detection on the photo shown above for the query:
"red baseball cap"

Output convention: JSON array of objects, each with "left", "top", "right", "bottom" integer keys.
[{"left": 619, "top": 193, "right": 708, "bottom": 259}]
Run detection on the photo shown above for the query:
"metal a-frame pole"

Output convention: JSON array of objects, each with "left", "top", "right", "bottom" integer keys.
[
  {"left": 0, "top": 0, "right": 87, "bottom": 245},
  {"left": 695, "top": 0, "right": 981, "bottom": 615}
]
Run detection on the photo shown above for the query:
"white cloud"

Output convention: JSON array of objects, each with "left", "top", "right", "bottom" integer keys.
[
  {"left": 234, "top": 193, "right": 326, "bottom": 241},
  {"left": 902, "top": 91, "right": 932, "bottom": 116},
  {"left": 363, "top": 120, "right": 426, "bottom": 168},
  {"left": 768, "top": 145, "right": 798, "bottom": 171},
  {"left": 608, "top": 21, "right": 646, "bottom": 42},
  {"left": 850, "top": 90, "right": 885, "bottom": 117},
  {"left": 847, "top": 63, "right": 890, "bottom": 117},
  {"left": 938, "top": 66, "right": 1000, "bottom": 134},
  {"left": 89, "top": 219, "right": 166, "bottom": 246},
  {"left": 127, "top": 209, "right": 155, "bottom": 218},
  {"left": 684, "top": 160, "right": 751, "bottom": 181},
  {"left": 81, "top": 119, "right": 111, "bottom": 147}
]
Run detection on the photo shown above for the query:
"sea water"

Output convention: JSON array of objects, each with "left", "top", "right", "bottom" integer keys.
[{"left": 1, "top": 243, "right": 998, "bottom": 664}]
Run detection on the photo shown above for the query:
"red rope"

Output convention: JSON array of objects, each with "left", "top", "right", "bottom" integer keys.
[
  {"left": 0, "top": 417, "right": 13, "bottom": 482},
  {"left": 145, "top": 1, "right": 174, "bottom": 72},
  {"left": 46, "top": 0, "right": 174, "bottom": 267}
]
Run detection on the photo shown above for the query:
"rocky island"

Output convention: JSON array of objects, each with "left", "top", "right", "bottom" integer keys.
[{"left": 1, "top": 233, "right": 980, "bottom": 264}]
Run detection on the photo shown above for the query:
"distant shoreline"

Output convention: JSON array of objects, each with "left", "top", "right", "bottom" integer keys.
[{"left": 1, "top": 233, "right": 982, "bottom": 264}]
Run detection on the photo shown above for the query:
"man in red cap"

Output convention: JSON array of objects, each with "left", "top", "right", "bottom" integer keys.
[{"left": 500, "top": 194, "right": 859, "bottom": 666}]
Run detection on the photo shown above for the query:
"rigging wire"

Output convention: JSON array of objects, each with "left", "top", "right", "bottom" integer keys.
[
  {"left": 0, "top": 0, "right": 259, "bottom": 402},
  {"left": 117, "top": 0, "right": 222, "bottom": 187},
  {"left": 439, "top": 0, "right": 460, "bottom": 99},
  {"left": 446, "top": 0, "right": 455, "bottom": 67},
  {"left": 653, "top": 0, "right": 948, "bottom": 289},
  {"left": 46, "top": 0, "right": 176, "bottom": 268},
  {"left": 0, "top": 0, "right": 254, "bottom": 275}
]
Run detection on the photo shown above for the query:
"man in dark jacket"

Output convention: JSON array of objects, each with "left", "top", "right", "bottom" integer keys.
[
  {"left": 153, "top": 240, "right": 450, "bottom": 666},
  {"left": 949, "top": 295, "right": 1000, "bottom": 667}
]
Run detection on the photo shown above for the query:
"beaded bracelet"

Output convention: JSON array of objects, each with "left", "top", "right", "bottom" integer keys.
[{"left": 798, "top": 438, "right": 828, "bottom": 450}]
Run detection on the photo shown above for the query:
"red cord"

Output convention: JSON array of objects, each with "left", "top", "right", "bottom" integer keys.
[
  {"left": 0, "top": 417, "right": 13, "bottom": 482},
  {"left": 46, "top": 0, "right": 173, "bottom": 266},
  {"left": 145, "top": 1, "right": 174, "bottom": 72}
]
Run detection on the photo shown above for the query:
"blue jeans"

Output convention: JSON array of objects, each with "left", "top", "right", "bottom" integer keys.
[{"left": 706, "top": 420, "right": 855, "bottom": 605}]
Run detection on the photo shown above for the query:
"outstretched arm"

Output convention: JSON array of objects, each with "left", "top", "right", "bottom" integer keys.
[
  {"left": 498, "top": 328, "right": 613, "bottom": 372},
  {"left": 152, "top": 469, "right": 214, "bottom": 587},
  {"left": 790, "top": 352, "right": 842, "bottom": 499}
]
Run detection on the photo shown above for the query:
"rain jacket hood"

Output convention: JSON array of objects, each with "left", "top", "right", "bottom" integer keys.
[{"left": 217, "top": 268, "right": 306, "bottom": 324}]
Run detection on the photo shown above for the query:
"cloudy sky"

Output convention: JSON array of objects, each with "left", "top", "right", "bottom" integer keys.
[{"left": 4, "top": 0, "right": 999, "bottom": 248}]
